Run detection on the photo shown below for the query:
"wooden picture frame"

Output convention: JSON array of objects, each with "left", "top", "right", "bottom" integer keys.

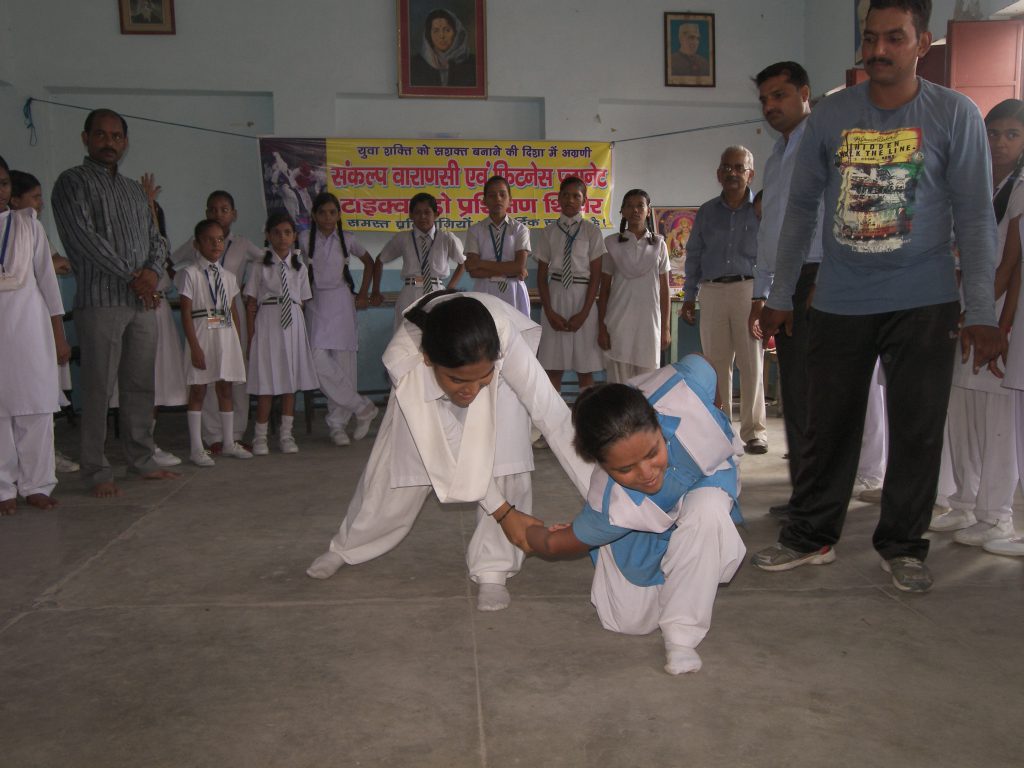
[
  {"left": 398, "top": 0, "right": 486, "bottom": 99},
  {"left": 119, "top": 0, "right": 175, "bottom": 35},
  {"left": 664, "top": 12, "right": 715, "bottom": 87}
]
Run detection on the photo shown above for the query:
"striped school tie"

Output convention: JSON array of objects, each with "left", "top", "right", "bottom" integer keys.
[
  {"left": 489, "top": 222, "right": 508, "bottom": 293},
  {"left": 211, "top": 264, "right": 230, "bottom": 326},
  {"left": 558, "top": 221, "right": 580, "bottom": 289},
  {"left": 419, "top": 233, "right": 432, "bottom": 294},
  {"left": 279, "top": 260, "right": 293, "bottom": 329}
]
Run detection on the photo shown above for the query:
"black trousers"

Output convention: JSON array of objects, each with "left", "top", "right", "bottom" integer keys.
[
  {"left": 774, "top": 263, "right": 819, "bottom": 489},
  {"left": 779, "top": 302, "right": 959, "bottom": 560}
]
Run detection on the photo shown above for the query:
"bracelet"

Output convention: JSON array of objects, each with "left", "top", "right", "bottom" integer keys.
[{"left": 493, "top": 505, "right": 515, "bottom": 524}]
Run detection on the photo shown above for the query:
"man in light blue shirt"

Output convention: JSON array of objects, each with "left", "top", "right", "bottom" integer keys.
[
  {"left": 681, "top": 146, "right": 767, "bottom": 453},
  {"left": 749, "top": 61, "right": 824, "bottom": 517}
]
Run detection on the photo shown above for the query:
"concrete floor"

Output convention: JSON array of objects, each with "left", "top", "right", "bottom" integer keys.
[{"left": 1, "top": 409, "right": 1021, "bottom": 768}]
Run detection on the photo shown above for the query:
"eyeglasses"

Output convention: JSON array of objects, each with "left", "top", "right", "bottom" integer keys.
[{"left": 719, "top": 164, "right": 752, "bottom": 174}]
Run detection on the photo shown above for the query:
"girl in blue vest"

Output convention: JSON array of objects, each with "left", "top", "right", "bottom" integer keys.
[{"left": 526, "top": 355, "right": 746, "bottom": 674}]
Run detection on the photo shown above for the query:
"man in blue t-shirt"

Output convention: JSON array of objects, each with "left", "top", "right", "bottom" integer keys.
[{"left": 752, "top": 0, "right": 1002, "bottom": 593}]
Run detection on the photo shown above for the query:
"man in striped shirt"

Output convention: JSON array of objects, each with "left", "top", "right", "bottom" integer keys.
[{"left": 52, "top": 108, "right": 179, "bottom": 497}]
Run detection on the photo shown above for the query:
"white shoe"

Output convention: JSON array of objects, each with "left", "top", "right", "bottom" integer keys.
[
  {"left": 929, "top": 507, "right": 976, "bottom": 532},
  {"left": 153, "top": 446, "right": 182, "bottom": 467},
  {"left": 279, "top": 434, "right": 299, "bottom": 454},
  {"left": 982, "top": 536, "right": 1024, "bottom": 557},
  {"left": 953, "top": 519, "right": 1016, "bottom": 546},
  {"left": 190, "top": 450, "right": 215, "bottom": 467},
  {"left": 352, "top": 405, "right": 379, "bottom": 441},
  {"left": 852, "top": 475, "right": 882, "bottom": 497},
  {"left": 224, "top": 441, "right": 253, "bottom": 459},
  {"left": 330, "top": 429, "right": 351, "bottom": 447},
  {"left": 54, "top": 451, "right": 79, "bottom": 473},
  {"left": 858, "top": 487, "right": 883, "bottom": 503},
  {"left": 251, "top": 436, "right": 269, "bottom": 456}
]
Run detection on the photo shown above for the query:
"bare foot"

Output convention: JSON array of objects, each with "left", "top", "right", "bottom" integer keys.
[
  {"left": 0, "top": 498, "right": 16, "bottom": 515},
  {"left": 92, "top": 481, "right": 123, "bottom": 498},
  {"left": 140, "top": 470, "right": 182, "bottom": 481},
  {"left": 25, "top": 494, "right": 59, "bottom": 510}
]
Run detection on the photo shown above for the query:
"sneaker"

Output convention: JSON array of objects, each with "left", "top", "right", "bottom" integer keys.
[
  {"left": 852, "top": 475, "right": 882, "bottom": 497},
  {"left": 330, "top": 429, "right": 351, "bottom": 447},
  {"left": 751, "top": 543, "right": 836, "bottom": 571},
  {"left": 858, "top": 487, "right": 883, "bottom": 504},
  {"left": 929, "top": 507, "right": 976, "bottom": 532},
  {"left": 153, "top": 446, "right": 182, "bottom": 467},
  {"left": 279, "top": 434, "right": 299, "bottom": 454},
  {"left": 251, "top": 436, "right": 269, "bottom": 456},
  {"left": 54, "top": 451, "right": 79, "bottom": 473},
  {"left": 352, "top": 405, "right": 379, "bottom": 441},
  {"left": 223, "top": 441, "right": 253, "bottom": 460},
  {"left": 953, "top": 519, "right": 1016, "bottom": 547},
  {"left": 881, "top": 556, "right": 933, "bottom": 593},
  {"left": 982, "top": 536, "right": 1024, "bottom": 557},
  {"left": 190, "top": 450, "right": 215, "bottom": 467},
  {"left": 744, "top": 438, "right": 768, "bottom": 455}
]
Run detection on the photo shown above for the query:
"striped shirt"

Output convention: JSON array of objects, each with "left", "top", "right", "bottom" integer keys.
[{"left": 52, "top": 156, "right": 167, "bottom": 309}]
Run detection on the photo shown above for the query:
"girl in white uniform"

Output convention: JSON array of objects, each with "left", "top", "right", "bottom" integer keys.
[
  {"left": 371, "top": 192, "right": 466, "bottom": 330},
  {"left": 597, "top": 189, "right": 671, "bottom": 384},
  {"left": 178, "top": 219, "right": 252, "bottom": 466},
  {"left": 172, "top": 191, "right": 263, "bottom": 452},
  {"left": 245, "top": 212, "right": 319, "bottom": 455},
  {"left": 524, "top": 356, "right": 745, "bottom": 675},
  {"left": 464, "top": 176, "right": 531, "bottom": 316},
  {"left": 0, "top": 155, "right": 71, "bottom": 513},
  {"left": 306, "top": 292, "right": 593, "bottom": 611},
  {"left": 534, "top": 177, "right": 607, "bottom": 392},
  {"left": 934, "top": 99, "right": 1024, "bottom": 551},
  {"left": 303, "top": 192, "right": 378, "bottom": 447}
]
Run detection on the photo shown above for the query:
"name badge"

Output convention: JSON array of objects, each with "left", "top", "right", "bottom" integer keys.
[{"left": 207, "top": 314, "right": 231, "bottom": 330}]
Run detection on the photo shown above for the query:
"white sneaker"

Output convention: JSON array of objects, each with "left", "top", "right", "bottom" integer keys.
[
  {"left": 982, "top": 536, "right": 1024, "bottom": 557},
  {"left": 251, "top": 436, "right": 269, "bottom": 456},
  {"left": 153, "top": 446, "right": 182, "bottom": 467},
  {"left": 279, "top": 434, "right": 299, "bottom": 454},
  {"left": 54, "top": 451, "right": 79, "bottom": 473},
  {"left": 852, "top": 475, "right": 882, "bottom": 497},
  {"left": 352, "top": 405, "right": 379, "bottom": 441},
  {"left": 330, "top": 429, "right": 351, "bottom": 446},
  {"left": 190, "top": 450, "right": 215, "bottom": 467},
  {"left": 929, "top": 507, "right": 976, "bottom": 532},
  {"left": 224, "top": 441, "right": 253, "bottom": 459},
  {"left": 953, "top": 519, "right": 1016, "bottom": 546}
]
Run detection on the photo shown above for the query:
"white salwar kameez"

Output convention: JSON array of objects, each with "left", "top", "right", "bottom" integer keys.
[{"left": 0, "top": 209, "right": 64, "bottom": 499}]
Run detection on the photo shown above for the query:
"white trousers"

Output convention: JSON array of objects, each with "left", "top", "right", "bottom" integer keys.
[
  {"left": 697, "top": 280, "right": 766, "bottom": 442},
  {"left": 948, "top": 387, "right": 1017, "bottom": 524},
  {"left": 857, "top": 361, "right": 887, "bottom": 482},
  {"left": 312, "top": 348, "right": 374, "bottom": 432},
  {"left": 0, "top": 413, "right": 56, "bottom": 499},
  {"left": 590, "top": 487, "right": 745, "bottom": 649},
  {"left": 200, "top": 383, "right": 249, "bottom": 445},
  {"left": 326, "top": 400, "right": 530, "bottom": 584},
  {"left": 604, "top": 358, "right": 654, "bottom": 385}
]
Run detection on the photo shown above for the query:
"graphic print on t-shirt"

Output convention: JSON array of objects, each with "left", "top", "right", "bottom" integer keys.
[{"left": 833, "top": 127, "right": 924, "bottom": 253}]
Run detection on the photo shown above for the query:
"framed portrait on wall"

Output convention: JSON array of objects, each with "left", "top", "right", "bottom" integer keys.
[
  {"left": 664, "top": 12, "right": 715, "bottom": 87},
  {"left": 653, "top": 206, "right": 699, "bottom": 296},
  {"left": 398, "top": 0, "right": 487, "bottom": 98},
  {"left": 119, "top": 0, "right": 175, "bottom": 35}
]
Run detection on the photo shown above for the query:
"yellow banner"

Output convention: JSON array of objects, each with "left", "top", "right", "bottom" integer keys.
[{"left": 324, "top": 138, "right": 614, "bottom": 232}]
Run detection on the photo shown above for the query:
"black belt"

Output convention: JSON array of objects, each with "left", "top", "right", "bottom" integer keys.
[
  {"left": 549, "top": 274, "right": 590, "bottom": 285},
  {"left": 191, "top": 309, "right": 229, "bottom": 319},
  {"left": 709, "top": 275, "right": 753, "bottom": 284}
]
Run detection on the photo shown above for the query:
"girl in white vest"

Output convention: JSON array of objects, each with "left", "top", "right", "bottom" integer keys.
[
  {"left": 0, "top": 155, "right": 71, "bottom": 513},
  {"left": 307, "top": 291, "right": 592, "bottom": 611}
]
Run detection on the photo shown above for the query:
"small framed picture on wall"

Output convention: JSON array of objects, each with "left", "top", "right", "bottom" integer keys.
[
  {"left": 664, "top": 12, "right": 715, "bottom": 87},
  {"left": 119, "top": 0, "right": 175, "bottom": 35},
  {"left": 397, "top": 0, "right": 487, "bottom": 98}
]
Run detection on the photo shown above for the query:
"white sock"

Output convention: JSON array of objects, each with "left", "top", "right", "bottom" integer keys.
[
  {"left": 306, "top": 551, "right": 344, "bottom": 579},
  {"left": 220, "top": 411, "right": 234, "bottom": 449},
  {"left": 664, "top": 643, "right": 702, "bottom": 675},
  {"left": 254, "top": 421, "right": 269, "bottom": 438},
  {"left": 280, "top": 414, "right": 294, "bottom": 437},
  {"left": 476, "top": 583, "right": 511, "bottom": 612},
  {"left": 187, "top": 411, "right": 204, "bottom": 455}
]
